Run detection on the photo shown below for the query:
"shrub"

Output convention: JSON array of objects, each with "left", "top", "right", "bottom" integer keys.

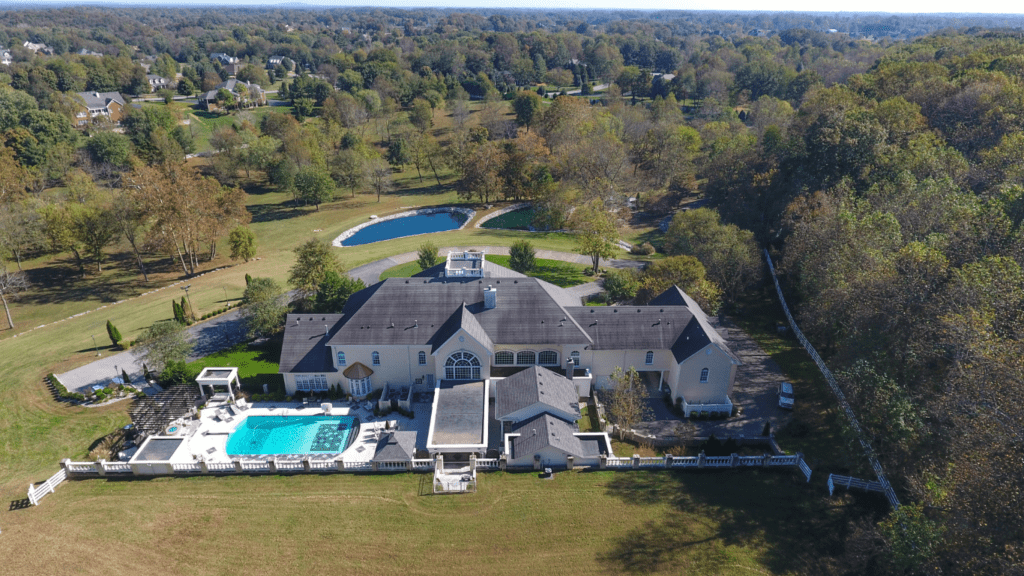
[
  {"left": 631, "top": 242, "right": 656, "bottom": 256},
  {"left": 509, "top": 239, "right": 536, "bottom": 273},
  {"left": 603, "top": 268, "right": 641, "bottom": 302}
]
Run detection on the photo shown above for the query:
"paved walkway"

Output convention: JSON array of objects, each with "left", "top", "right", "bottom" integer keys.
[
  {"left": 56, "top": 309, "right": 249, "bottom": 396},
  {"left": 348, "top": 246, "right": 639, "bottom": 286}
]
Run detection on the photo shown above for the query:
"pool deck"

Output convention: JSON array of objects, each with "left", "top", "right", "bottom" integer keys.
[{"left": 176, "top": 401, "right": 431, "bottom": 464}]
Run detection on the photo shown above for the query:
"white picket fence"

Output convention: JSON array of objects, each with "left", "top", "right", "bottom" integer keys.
[
  {"left": 765, "top": 250, "right": 900, "bottom": 509},
  {"left": 27, "top": 469, "right": 67, "bottom": 506}
]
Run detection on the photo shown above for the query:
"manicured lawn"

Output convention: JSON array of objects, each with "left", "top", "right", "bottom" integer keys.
[
  {"left": 578, "top": 405, "right": 600, "bottom": 432},
  {"left": 480, "top": 207, "right": 535, "bottom": 230},
  {"left": 378, "top": 261, "right": 423, "bottom": 279},
  {"left": 0, "top": 466, "right": 885, "bottom": 576},
  {"left": 185, "top": 342, "right": 282, "bottom": 393},
  {"left": 485, "top": 254, "right": 590, "bottom": 288}
]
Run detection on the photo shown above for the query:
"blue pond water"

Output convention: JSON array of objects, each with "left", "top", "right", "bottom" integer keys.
[
  {"left": 340, "top": 212, "right": 467, "bottom": 246},
  {"left": 226, "top": 415, "right": 358, "bottom": 455}
]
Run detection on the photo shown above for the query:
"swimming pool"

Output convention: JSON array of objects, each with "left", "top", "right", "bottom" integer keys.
[
  {"left": 339, "top": 211, "right": 468, "bottom": 246},
  {"left": 225, "top": 415, "right": 359, "bottom": 456}
]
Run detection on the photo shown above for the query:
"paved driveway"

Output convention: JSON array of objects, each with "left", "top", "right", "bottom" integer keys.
[
  {"left": 56, "top": 308, "right": 250, "bottom": 396},
  {"left": 632, "top": 315, "right": 792, "bottom": 440}
]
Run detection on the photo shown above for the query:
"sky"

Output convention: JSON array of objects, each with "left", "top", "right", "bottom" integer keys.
[{"left": 8, "top": 0, "right": 1024, "bottom": 14}]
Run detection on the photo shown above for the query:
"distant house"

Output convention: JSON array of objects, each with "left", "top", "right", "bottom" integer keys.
[
  {"left": 23, "top": 41, "right": 52, "bottom": 54},
  {"left": 210, "top": 52, "right": 238, "bottom": 65},
  {"left": 77, "top": 48, "right": 103, "bottom": 57},
  {"left": 146, "top": 74, "right": 174, "bottom": 91},
  {"left": 74, "top": 91, "right": 126, "bottom": 127},
  {"left": 0, "top": 47, "right": 11, "bottom": 66},
  {"left": 222, "top": 63, "right": 242, "bottom": 77},
  {"left": 199, "top": 79, "right": 265, "bottom": 111},
  {"left": 267, "top": 55, "right": 286, "bottom": 68}
]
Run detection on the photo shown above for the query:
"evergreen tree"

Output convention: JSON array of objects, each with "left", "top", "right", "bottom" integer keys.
[
  {"left": 172, "top": 300, "right": 185, "bottom": 324},
  {"left": 245, "top": 273, "right": 253, "bottom": 286},
  {"left": 181, "top": 296, "right": 191, "bottom": 322},
  {"left": 106, "top": 319, "right": 122, "bottom": 347}
]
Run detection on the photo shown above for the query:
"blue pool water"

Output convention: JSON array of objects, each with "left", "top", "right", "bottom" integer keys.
[
  {"left": 226, "top": 415, "right": 359, "bottom": 455},
  {"left": 340, "top": 212, "right": 467, "bottom": 246}
]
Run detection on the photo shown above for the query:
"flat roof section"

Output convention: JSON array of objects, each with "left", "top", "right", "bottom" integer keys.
[
  {"left": 429, "top": 380, "right": 486, "bottom": 447},
  {"left": 133, "top": 437, "right": 185, "bottom": 462}
]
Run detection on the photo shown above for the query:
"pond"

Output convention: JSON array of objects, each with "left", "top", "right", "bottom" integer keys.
[{"left": 337, "top": 210, "right": 470, "bottom": 247}]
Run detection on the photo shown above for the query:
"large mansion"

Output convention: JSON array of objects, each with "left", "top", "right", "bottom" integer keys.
[{"left": 280, "top": 252, "right": 740, "bottom": 421}]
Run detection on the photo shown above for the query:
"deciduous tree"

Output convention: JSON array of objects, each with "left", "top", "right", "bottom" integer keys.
[
  {"left": 569, "top": 200, "right": 618, "bottom": 274},
  {"left": 289, "top": 238, "right": 342, "bottom": 304},
  {"left": 229, "top": 226, "right": 257, "bottom": 262}
]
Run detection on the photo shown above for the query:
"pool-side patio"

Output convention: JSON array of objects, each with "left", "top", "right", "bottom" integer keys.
[{"left": 147, "top": 400, "right": 431, "bottom": 466}]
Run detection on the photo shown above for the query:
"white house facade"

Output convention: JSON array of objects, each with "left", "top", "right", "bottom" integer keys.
[{"left": 279, "top": 252, "right": 740, "bottom": 418}]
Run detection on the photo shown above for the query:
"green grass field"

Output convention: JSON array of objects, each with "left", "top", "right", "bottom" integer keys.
[
  {"left": 185, "top": 342, "right": 283, "bottom": 393},
  {"left": 0, "top": 464, "right": 884, "bottom": 576},
  {"left": 485, "top": 254, "right": 589, "bottom": 287},
  {"left": 379, "top": 261, "right": 424, "bottom": 279}
]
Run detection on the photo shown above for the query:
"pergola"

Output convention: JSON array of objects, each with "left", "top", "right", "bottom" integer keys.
[{"left": 195, "top": 367, "right": 241, "bottom": 404}]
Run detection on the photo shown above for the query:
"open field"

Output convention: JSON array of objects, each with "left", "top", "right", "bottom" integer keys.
[{"left": 0, "top": 466, "right": 885, "bottom": 576}]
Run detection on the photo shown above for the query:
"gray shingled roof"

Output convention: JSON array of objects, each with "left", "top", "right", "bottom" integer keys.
[
  {"left": 431, "top": 380, "right": 484, "bottom": 445},
  {"left": 329, "top": 277, "right": 590, "bottom": 348},
  {"left": 566, "top": 306, "right": 701, "bottom": 361},
  {"left": 495, "top": 366, "right": 579, "bottom": 421},
  {"left": 279, "top": 314, "right": 343, "bottom": 373},
  {"left": 509, "top": 413, "right": 583, "bottom": 458},
  {"left": 650, "top": 286, "right": 740, "bottom": 363},
  {"left": 429, "top": 302, "right": 494, "bottom": 353},
  {"left": 372, "top": 431, "right": 417, "bottom": 462},
  {"left": 77, "top": 91, "right": 125, "bottom": 110}
]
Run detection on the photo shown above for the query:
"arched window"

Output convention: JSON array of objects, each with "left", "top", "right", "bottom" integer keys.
[
  {"left": 418, "top": 351, "right": 426, "bottom": 365},
  {"left": 538, "top": 351, "right": 558, "bottom": 366},
  {"left": 570, "top": 351, "right": 580, "bottom": 364},
  {"left": 700, "top": 368, "right": 709, "bottom": 383},
  {"left": 336, "top": 351, "right": 346, "bottom": 366},
  {"left": 445, "top": 351, "right": 481, "bottom": 380},
  {"left": 645, "top": 351, "right": 654, "bottom": 365},
  {"left": 516, "top": 350, "right": 536, "bottom": 365},
  {"left": 372, "top": 351, "right": 380, "bottom": 366},
  {"left": 494, "top": 351, "right": 514, "bottom": 365}
]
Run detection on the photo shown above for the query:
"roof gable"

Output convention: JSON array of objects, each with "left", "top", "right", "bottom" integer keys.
[
  {"left": 279, "top": 314, "right": 344, "bottom": 373},
  {"left": 509, "top": 413, "right": 582, "bottom": 457},
  {"left": 495, "top": 366, "right": 579, "bottom": 421},
  {"left": 429, "top": 302, "right": 494, "bottom": 354}
]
